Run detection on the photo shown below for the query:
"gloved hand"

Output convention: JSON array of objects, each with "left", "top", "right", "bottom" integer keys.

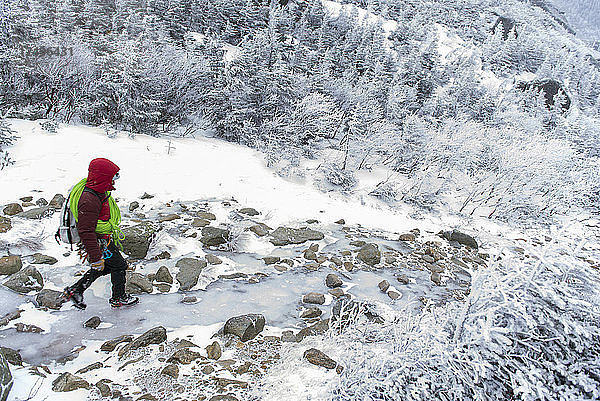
[{"left": 90, "top": 259, "right": 105, "bottom": 271}]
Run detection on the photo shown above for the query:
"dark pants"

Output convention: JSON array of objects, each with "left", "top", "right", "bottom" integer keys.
[{"left": 72, "top": 241, "right": 126, "bottom": 299}]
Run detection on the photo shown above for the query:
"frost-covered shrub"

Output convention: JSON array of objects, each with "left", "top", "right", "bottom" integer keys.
[
  {"left": 40, "top": 120, "right": 59, "bottom": 133},
  {"left": 319, "top": 162, "right": 357, "bottom": 191},
  {"left": 0, "top": 116, "right": 16, "bottom": 170}
]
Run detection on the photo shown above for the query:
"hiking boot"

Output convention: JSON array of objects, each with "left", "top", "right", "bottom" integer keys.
[
  {"left": 62, "top": 286, "right": 87, "bottom": 310},
  {"left": 109, "top": 294, "right": 139, "bottom": 308}
]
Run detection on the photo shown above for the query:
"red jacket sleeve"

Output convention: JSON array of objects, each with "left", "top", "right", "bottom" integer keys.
[{"left": 77, "top": 191, "right": 102, "bottom": 262}]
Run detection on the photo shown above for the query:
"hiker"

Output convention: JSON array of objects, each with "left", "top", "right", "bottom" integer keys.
[{"left": 62, "top": 158, "right": 139, "bottom": 309}]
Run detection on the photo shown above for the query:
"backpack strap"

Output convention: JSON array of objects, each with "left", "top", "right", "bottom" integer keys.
[{"left": 83, "top": 186, "right": 109, "bottom": 204}]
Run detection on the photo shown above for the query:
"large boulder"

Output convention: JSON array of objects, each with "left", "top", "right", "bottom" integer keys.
[
  {"left": 52, "top": 372, "right": 89, "bottom": 392},
  {"left": 0, "top": 217, "right": 10, "bottom": 233},
  {"left": 439, "top": 230, "right": 478, "bottom": 249},
  {"left": 3, "top": 266, "right": 43, "bottom": 293},
  {"left": 0, "top": 347, "right": 22, "bottom": 366},
  {"left": 303, "top": 348, "right": 337, "bottom": 369},
  {"left": 17, "top": 206, "right": 52, "bottom": 219},
  {"left": 223, "top": 314, "right": 265, "bottom": 342},
  {"left": 269, "top": 227, "right": 324, "bottom": 246},
  {"left": 2, "top": 203, "right": 22, "bottom": 216},
  {"left": 48, "top": 194, "right": 65, "bottom": 210},
  {"left": 121, "top": 222, "right": 159, "bottom": 259},
  {"left": 125, "top": 272, "right": 153, "bottom": 294},
  {"left": 155, "top": 266, "right": 173, "bottom": 284},
  {"left": 200, "top": 227, "right": 230, "bottom": 247},
  {"left": 0, "top": 256, "right": 22, "bottom": 276},
  {"left": 31, "top": 253, "right": 58, "bottom": 265},
  {"left": 118, "top": 326, "right": 167, "bottom": 357},
  {"left": 36, "top": 289, "right": 64, "bottom": 310},
  {"left": 0, "top": 353, "right": 12, "bottom": 401},
  {"left": 357, "top": 243, "right": 381, "bottom": 266},
  {"left": 175, "top": 258, "right": 206, "bottom": 290}
]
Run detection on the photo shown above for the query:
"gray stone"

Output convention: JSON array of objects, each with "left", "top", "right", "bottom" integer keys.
[
  {"left": 0, "top": 310, "right": 21, "bottom": 327},
  {"left": 206, "top": 341, "right": 222, "bottom": 360},
  {"left": 155, "top": 266, "right": 173, "bottom": 284},
  {"left": 48, "top": 194, "right": 65, "bottom": 210},
  {"left": 281, "top": 330, "right": 297, "bottom": 342},
  {"left": 303, "top": 348, "right": 337, "bottom": 369},
  {"left": 140, "top": 192, "right": 154, "bottom": 199},
  {"left": 52, "top": 372, "right": 89, "bottom": 392},
  {"left": 155, "top": 283, "right": 171, "bottom": 293},
  {"left": 0, "top": 217, "right": 10, "bottom": 233},
  {"left": 175, "top": 258, "right": 206, "bottom": 290},
  {"left": 357, "top": 243, "right": 381, "bottom": 266},
  {"left": 388, "top": 291, "right": 400, "bottom": 300},
  {"left": 306, "top": 219, "right": 319, "bottom": 224},
  {"left": 335, "top": 219, "right": 345, "bottom": 225},
  {"left": 200, "top": 227, "right": 230, "bottom": 246},
  {"left": 167, "top": 349, "right": 202, "bottom": 364},
  {"left": 399, "top": 233, "right": 416, "bottom": 241},
  {"left": 181, "top": 296, "right": 197, "bottom": 304},
  {"left": 84, "top": 316, "right": 101, "bottom": 329},
  {"left": 209, "top": 395, "right": 239, "bottom": 401},
  {"left": 262, "top": 256, "right": 280, "bottom": 265},
  {"left": 269, "top": 227, "right": 325, "bottom": 246},
  {"left": 36, "top": 198, "right": 48, "bottom": 207},
  {"left": 15, "top": 323, "right": 43, "bottom": 333},
  {"left": 0, "top": 347, "right": 21, "bottom": 366},
  {"left": 249, "top": 223, "right": 271, "bottom": 237},
  {"left": 122, "top": 222, "right": 159, "bottom": 259},
  {"left": 129, "top": 201, "right": 139, "bottom": 212},
  {"left": 397, "top": 275, "right": 410, "bottom": 285},
  {"left": 303, "top": 292, "right": 325, "bottom": 305},
  {"left": 3, "top": 266, "right": 43, "bottom": 293},
  {"left": 329, "top": 288, "right": 345, "bottom": 298},
  {"left": 19, "top": 196, "right": 32, "bottom": 203},
  {"left": 161, "top": 364, "right": 179, "bottom": 378},
  {"left": 158, "top": 213, "right": 180, "bottom": 223},
  {"left": 378, "top": 280, "right": 390, "bottom": 292},
  {"left": 296, "top": 319, "right": 329, "bottom": 342},
  {"left": 76, "top": 362, "right": 103, "bottom": 375},
  {"left": 36, "top": 289, "right": 64, "bottom": 310},
  {"left": 274, "top": 265, "right": 287, "bottom": 272},
  {"left": 330, "top": 256, "right": 342, "bottom": 266},
  {"left": 17, "top": 206, "right": 52, "bottom": 219},
  {"left": 303, "top": 249, "right": 317, "bottom": 261},
  {"left": 325, "top": 273, "right": 342, "bottom": 288},
  {"left": 125, "top": 272, "right": 153, "bottom": 294},
  {"left": 101, "top": 335, "right": 133, "bottom": 352},
  {"left": 223, "top": 314, "right": 265, "bottom": 342},
  {"left": 118, "top": 326, "right": 167, "bottom": 357},
  {"left": 95, "top": 381, "right": 111, "bottom": 397},
  {"left": 196, "top": 211, "right": 216, "bottom": 220},
  {"left": 206, "top": 254, "right": 223, "bottom": 265},
  {"left": 431, "top": 272, "right": 442, "bottom": 286},
  {"left": 191, "top": 218, "right": 210, "bottom": 228},
  {"left": 422, "top": 255, "right": 435, "bottom": 264},
  {"left": 31, "top": 253, "right": 58, "bottom": 265},
  {"left": 350, "top": 240, "right": 366, "bottom": 247},
  {"left": 0, "top": 354, "right": 12, "bottom": 401},
  {"left": 301, "top": 307, "right": 322, "bottom": 319},
  {"left": 219, "top": 272, "right": 248, "bottom": 280},
  {"left": 440, "top": 230, "right": 478, "bottom": 249},
  {"left": 0, "top": 256, "right": 22, "bottom": 275},
  {"left": 3, "top": 203, "right": 22, "bottom": 216},
  {"left": 238, "top": 208, "right": 259, "bottom": 216},
  {"left": 384, "top": 255, "right": 397, "bottom": 264}
]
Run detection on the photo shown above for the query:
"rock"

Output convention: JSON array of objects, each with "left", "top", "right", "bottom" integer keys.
[
  {"left": 325, "top": 273, "right": 342, "bottom": 288},
  {"left": 19, "top": 196, "right": 32, "bottom": 203},
  {"left": 175, "top": 339, "right": 199, "bottom": 349},
  {"left": 76, "top": 362, "right": 103, "bottom": 375},
  {"left": 36, "top": 198, "right": 48, "bottom": 207},
  {"left": 249, "top": 223, "right": 270, "bottom": 237},
  {"left": 331, "top": 299, "right": 383, "bottom": 327},
  {"left": 0, "top": 353, "right": 12, "bottom": 401},
  {"left": 422, "top": 255, "right": 435, "bottom": 264},
  {"left": 161, "top": 363, "right": 179, "bottom": 378},
  {"left": 350, "top": 240, "right": 366, "bottom": 247},
  {"left": 205, "top": 254, "right": 222, "bottom": 265},
  {"left": 0, "top": 347, "right": 21, "bottom": 366},
  {"left": 206, "top": 341, "right": 222, "bottom": 360},
  {"left": 440, "top": 230, "right": 478, "bottom": 249},
  {"left": 378, "top": 280, "right": 390, "bottom": 292},
  {"left": 155, "top": 283, "right": 171, "bottom": 293},
  {"left": 125, "top": 272, "right": 153, "bottom": 294},
  {"left": 182, "top": 296, "right": 197, "bottom": 304},
  {"left": 195, "top": 211, "right": 215, "bottom": 220},
  {"left": 137, "top": 394, "right": 158, "bottom": 401},
  {"left": 129, "top": 201, "right": 139, "bottom": 212},
  {"left": 328, "top": 288, "right": 345, "bottom": 298},
  {"left": 223, "top": 314, "right": 265, "bottom": 342},
  {"left": 0, "top": 256, "right": 22, "bottom": 275},
  {"left": 274, "top": 265, "right": 287, "bottom": 272},
  {"left": 296, "top": 319, "right": 329, "bottom": 342},
  {"left": 48, "top": 194, "right": 65, "bottom": 210},
  {"left": 191, "top": 218, "right": 210, "bottom": 228},
  {"left": 303, "top": 348, "right": 337, "bottom": 369},
  {"left": 140, "top": 192, "right": 154, "bottom": 199},
  {"left": 426, "top": 263, "right": 443, "bottom": 274},
  {"left": 158, "top": 213, "right": 180, "bottom": 223},
  {"left": 175, "top": 258, "right": 206, "bottom": 290},
  {"left": 31, "top": 253, "right": 58, "bottom": 265},
  {"left": 399, "top": 233, "right": 416, "bottom": 241},
  {"left": 431, "top": 272, "right": 442, "bottom": 286},
  {"left": 262, "top": 256, "right": 280, "bottom": 265},
  {"left": 84, "top": 316, "right": 101, "bottom": 329},
  {"left": 302, "top": 292, "right": 325, "bottom": 305},
  {"left": 200, "top": 227, "right": 230, "bottom": 246},
  {"left": 101, "top": 335, "right": 134, "bottom": 352},
  {"left": 238, "top": 208, "right": 259, "bottom": 216},
  {"left": 0, "top": 310, "right": 21, "bottom": 327},
  {"left": 306, "top": 219, "right": 319, "bottom": 224},
  {"left": 3, "top": 203, "right": 22, "bottom": 216},
  {"left": 384, "top": 255, "right": 396, "bottom": 264},
  {"left": 388, "top": 291, "right": 400, "bottom": 300},
  {"left": 95, "top": 380, "right": 111, "bottom": 397},
  {"left": 303, "top": 249, "right": 317, "bottom": 260},
  {"left": 52, "top": 372, "right": 89, "bottom": 392},
  {"left": 122, "top": 222, "right": 159, "bottom": 259},
  {"left": 0, "top": 217, "right": 10, "bottom": 233},
  {"left": 269, "top": 227, "right": 324, "bottom": 246},
  {"left": 167, "top": 349, "right": 202, "bottom": 365},
  {"left": 281, "top": 330, "right": 297, "bottom": 342},
  {"left": 343, "top": 262, "right": 354, "bottom": 271},
  {"left": 330, "top": 256, "right": 342, "bottom": 266},
  {"left": 15, "top": 323, "right": 43, "bottom": 333},
  {"left": 397, "top": 275, "right": 410, "bottom": 285},
  {"left": 357, "top": 243, "right": 381, "bottom": 266},
  {"left": 219, "top": 272, "right": 248, "bottom": 280},
  {"left": 335, "top": 219, "right": 345, "bottom": 225},
  {"left": 209, "top": 395, "right": 239, "bottom": 401},
  {"left": 202, "top": 365, "right": 215, "bottom": 375},
  {"left": 309, "top": 243, "right": 319, "bottom": 252},
  {"left": 155, "top": 266, "right": 173, "bottom": 284},
  {"left": 118, "top": 327, "right": 167, "bottom": 357},
  {"left": 17, "top": 206, "right": 52, "bottom": 219},
  {"left": 36, "top": 289, "right": 64, "bottom": 310},
  {"left": 3, "top": 266, "right": 43, "bottom": 293},
  {"left": 301, "top": 307, "right": 322, "bottom": 319}
]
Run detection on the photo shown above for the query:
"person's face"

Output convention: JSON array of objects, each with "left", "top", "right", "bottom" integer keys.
[{"left": 112, "top": 172, "right": 120, "bottom": 187}]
